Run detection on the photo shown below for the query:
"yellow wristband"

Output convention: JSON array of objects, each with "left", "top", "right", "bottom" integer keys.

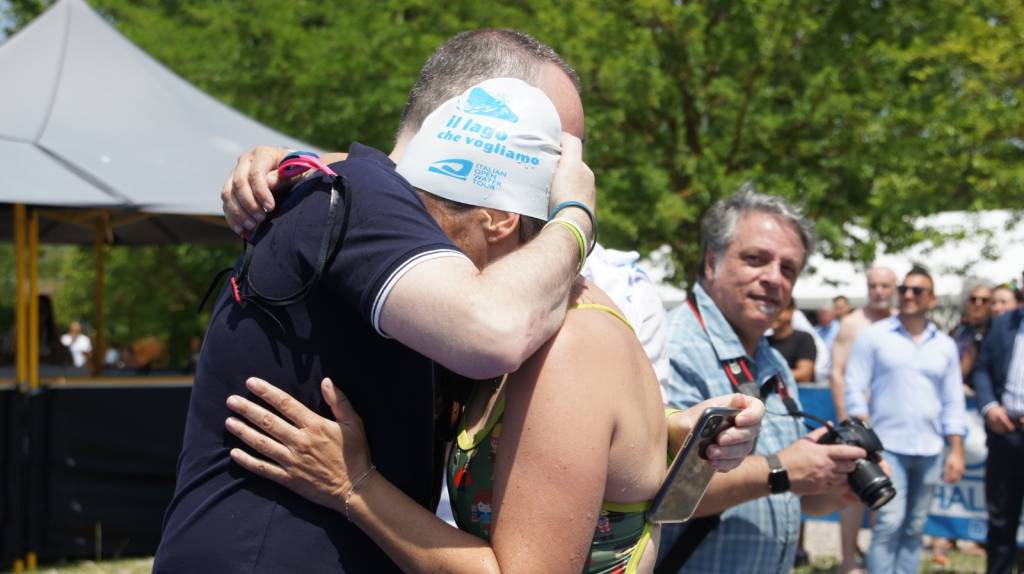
[{"left": 545, "top": 218, "right": 587, "bottom": 273}]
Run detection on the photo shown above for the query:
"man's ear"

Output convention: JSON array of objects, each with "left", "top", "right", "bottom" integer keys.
[
  {"left": 703, "top": 250, "right": 716, "bottom": 280},
  {"left": 481, "top": 209, "right": 520, "bottom": 244}
]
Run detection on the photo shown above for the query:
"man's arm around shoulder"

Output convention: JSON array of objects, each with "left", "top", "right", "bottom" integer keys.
[
  {"left": 381, "top": 135, "right": 595, "bottom": 379},
  {"left": 381, "top": 228, "right": 583, "bottom": 379}
]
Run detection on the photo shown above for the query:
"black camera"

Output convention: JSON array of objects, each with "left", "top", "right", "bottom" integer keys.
[{"left": 818, "top": 418, "right": 896, "bottom": 510}]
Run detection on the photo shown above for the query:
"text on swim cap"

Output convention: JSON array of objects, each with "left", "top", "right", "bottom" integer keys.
[
  {"left": 438, "top": 115, "right": 542, "bottom": 166},
  {"left": 428, "top": 158, "right": 508, "bottom": 192}
]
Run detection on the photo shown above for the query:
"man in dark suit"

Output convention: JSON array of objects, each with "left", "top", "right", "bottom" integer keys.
[{"left": 973, "top": 301, "right": 1024, "bottom": 574}]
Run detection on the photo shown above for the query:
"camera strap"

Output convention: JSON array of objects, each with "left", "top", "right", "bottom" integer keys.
[{"left": 686, "top": 297, "right": 801, "bottom": 417}]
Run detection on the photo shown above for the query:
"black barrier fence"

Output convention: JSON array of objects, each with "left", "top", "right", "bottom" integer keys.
[
  {"left": 1, "top": 383, "right": 191, "bottom": 567},
  {"left": 0, "top": 385, "right": 21, "bottom": 568}
]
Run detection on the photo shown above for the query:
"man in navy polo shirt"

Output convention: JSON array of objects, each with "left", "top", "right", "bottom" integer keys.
[{"left": 154, "top": 29, "right": 592, "bottom": 573}]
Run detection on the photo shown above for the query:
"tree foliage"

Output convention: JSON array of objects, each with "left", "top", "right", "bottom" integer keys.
[
  {"left": 2, "top": 0, "right": 1022, "bottom": 349},
  {"left": 0, "top": 242, "right": 235, "bottom": 369},
  {"left": 8, "top": 0, "right": 1024, "bottom": 269}
]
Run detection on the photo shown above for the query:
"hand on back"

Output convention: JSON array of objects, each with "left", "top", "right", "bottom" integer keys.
[{"left": 221, "top": 145, "right": 291, "bottom": 236}]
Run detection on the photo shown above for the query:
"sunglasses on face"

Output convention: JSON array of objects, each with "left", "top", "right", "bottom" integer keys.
[
  {"left": 969, "top": 296, "right": 991, "bottom": 305},
  {"left": 897, "top": 285, "right": 929, "bottom": 297}
]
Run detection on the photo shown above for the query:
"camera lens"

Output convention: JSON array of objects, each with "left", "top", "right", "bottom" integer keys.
[
  {"left": 701, "top": 416, "right": 722, "bottom": 438},
  {"left": 848, "top": 458, "right": 896, "bottom": 510}
]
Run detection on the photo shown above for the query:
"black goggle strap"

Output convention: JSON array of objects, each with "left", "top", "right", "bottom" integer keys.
[
  {"left": 198, "top": 164, "right": 352, "bottom": 332},
  {"left": 239, "top": 174, "right": 349, "bottom": 306}
]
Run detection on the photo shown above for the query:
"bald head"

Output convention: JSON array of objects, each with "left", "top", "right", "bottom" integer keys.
[{"left": 866, "top": 265, "right": 897, "bottom": 312}]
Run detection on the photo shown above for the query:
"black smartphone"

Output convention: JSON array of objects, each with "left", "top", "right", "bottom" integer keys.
[{"left": 646, "top": 406, "right": 741, "bottom": 524}]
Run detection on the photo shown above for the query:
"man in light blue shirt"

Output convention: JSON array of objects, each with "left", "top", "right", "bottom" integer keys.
[
  {"left": 844, "top": 266, "right": 966, "bottom": 574},
  {"left": 815, "top": 305, "right": 840, "bottom": 349},
  {"left": 658, "top": 187, "right": 866, "bottom": 574}
]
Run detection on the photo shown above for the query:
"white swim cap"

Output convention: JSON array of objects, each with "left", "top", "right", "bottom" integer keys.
[{"left": 396, "top": 77, "right": 561, "bottom": 221}]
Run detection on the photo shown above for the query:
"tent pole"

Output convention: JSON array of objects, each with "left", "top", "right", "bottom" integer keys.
[
  {"left": 14, "top": 204, "right": 27, "bottom": 392},
  {"left": 92, "top": 213, "right": 108, "bottom": 375},
  {"left": 28, "top": 210, "right": 40, "bottom": 392},
  {"left": 13, "top": 205, "right": 33, "bottom": 573}
]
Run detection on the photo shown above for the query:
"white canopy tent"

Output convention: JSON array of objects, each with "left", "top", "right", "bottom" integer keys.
[
  {"left": 794, "top": 210, "right": 1024, "bottom": 309},
  {"left": 0, "top": 0, "right": 315, "bottom": 244}
]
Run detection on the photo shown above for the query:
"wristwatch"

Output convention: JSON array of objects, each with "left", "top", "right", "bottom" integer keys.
[{"left": 766, "top": 453, "right": 790, "bottom": 494}]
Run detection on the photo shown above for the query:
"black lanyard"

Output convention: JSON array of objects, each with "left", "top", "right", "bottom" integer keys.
[
  {"left": 687, "top": 297, "right": 801, "bottom": 417},
  {"left": 198, "top": 172, "right": 352, "bottom": 331}
]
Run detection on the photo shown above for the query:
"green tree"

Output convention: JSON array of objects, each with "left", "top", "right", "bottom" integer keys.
[
  {"left": 0, "top": 242, "right": 236, "bottom": 369},
  {"left": 44, "top": 244, "right": 237, "bottom": 368},
  {"left": 5, "top": 0, "right": 1023, "bottom": 283}
]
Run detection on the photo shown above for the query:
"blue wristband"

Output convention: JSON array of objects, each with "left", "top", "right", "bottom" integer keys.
[
  {"left": 282, "top": 150, "right": 319, "bottom": 163},
  {"left": 548, "top": 200, "right": 596, "bottom": 253}
]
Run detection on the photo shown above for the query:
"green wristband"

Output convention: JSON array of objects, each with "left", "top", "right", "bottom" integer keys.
[{"left": 545, "top": 218, "right": 587, "bottom": 274}]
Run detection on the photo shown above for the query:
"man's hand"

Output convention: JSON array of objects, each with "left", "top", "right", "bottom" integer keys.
[
  {"left": 547, "top": 133, "right": 595, "bottom": 241},
  {"left": 985, "top": 405, "right": 1016, "bottom": 435},
  {"left": 667, "top": 393, "right": 765, "bottom": 473},
  {"left": 778, "top": 427, "right": 866, "bottom": 496},
  {"left": 221, "top": 145, "right": 291, "bottom": 235},
  {"left": 944, "top": 449, "right": 965, "bottom": 484},
  {"left": 944, "top": 435, "right": 965, "bottom": 484}
]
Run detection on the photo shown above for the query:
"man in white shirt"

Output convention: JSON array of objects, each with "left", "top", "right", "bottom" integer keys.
[
  {"left": 60, "top": 321, "right": 92, "bottom": 368},
  {"left": 582, "top": 243, "right": 669, "bottom": 388}
]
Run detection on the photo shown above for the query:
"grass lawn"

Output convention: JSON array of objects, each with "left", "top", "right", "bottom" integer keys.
[
  {"left": 794, "top": 548, "right": 986, "bottom": 573},
  {"left": 2, "top": 558, "right": 153, "bottom": 574}
]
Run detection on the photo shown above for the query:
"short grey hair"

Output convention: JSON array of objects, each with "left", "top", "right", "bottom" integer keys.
[
  {"left": 398, "top": 28, "right": 581, "bottom": 138},
  {"left": 699, "top": 183, "right": 817, "bottom": 278},
  {"left": 962, "top": 278, "right": 992, "bottom": 306}
]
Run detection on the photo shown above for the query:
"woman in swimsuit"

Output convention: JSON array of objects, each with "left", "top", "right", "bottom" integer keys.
[{"left": 222, "top": 78, "right": 764, "bottom": 573}]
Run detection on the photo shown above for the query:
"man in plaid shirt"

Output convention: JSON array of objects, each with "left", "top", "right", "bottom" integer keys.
[{"left": 657, "top": 187, "right": 866, "bottom": 574}]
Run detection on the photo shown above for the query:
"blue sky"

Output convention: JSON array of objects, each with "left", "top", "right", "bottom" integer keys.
[{"left": 0, "top": 0, "right": 14, "bottom": 41}]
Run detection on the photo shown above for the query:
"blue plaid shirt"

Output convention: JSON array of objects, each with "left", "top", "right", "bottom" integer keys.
[{"left": 661, "top": 283, "right": 805, "bottom": 574}]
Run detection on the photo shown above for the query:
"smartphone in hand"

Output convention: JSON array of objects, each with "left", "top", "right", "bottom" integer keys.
[{"left": 646, "top": 407, "right": 741, "bottom": 524}]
